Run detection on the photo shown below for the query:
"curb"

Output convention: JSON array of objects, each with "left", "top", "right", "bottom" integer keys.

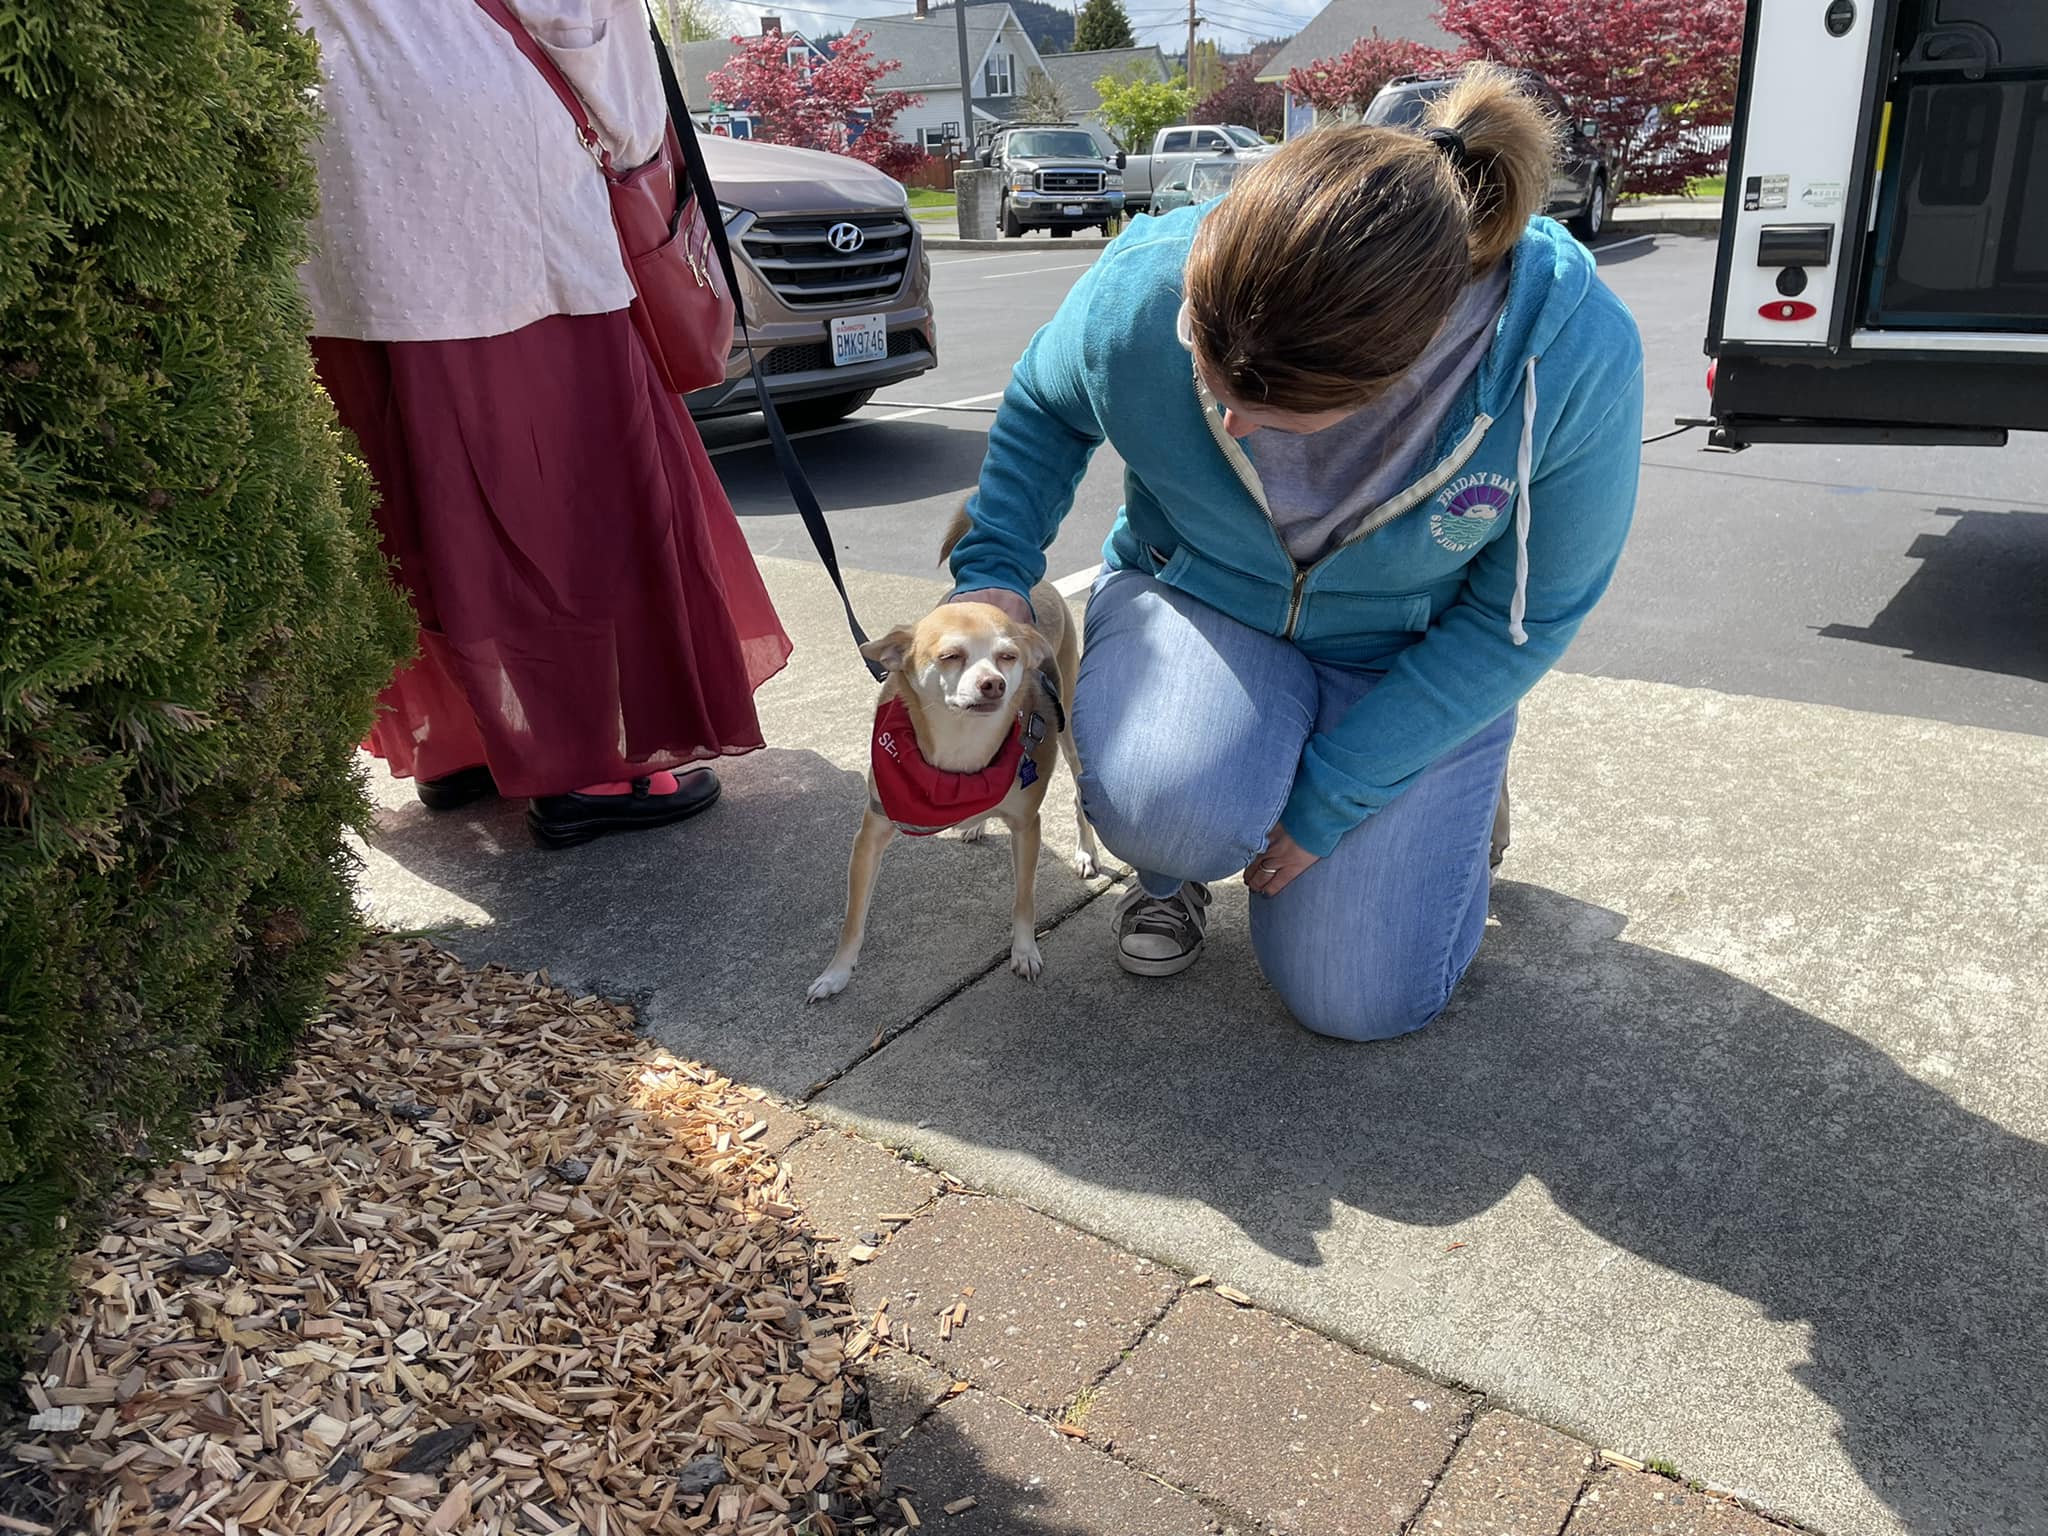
[
  {"left": 1612, "top": 212, "right": 1722, "bottom": 238},
  {"left": 924, "top": 235, "right": 1114, "bottom": 251}
]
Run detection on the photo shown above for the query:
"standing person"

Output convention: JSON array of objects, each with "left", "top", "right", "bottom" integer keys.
[
  {"left": 295, "top": 0, "right": 792, "bottom": 848},
  {"left": 948, "top": 67, "right": 1644, "bottom": 1041}
]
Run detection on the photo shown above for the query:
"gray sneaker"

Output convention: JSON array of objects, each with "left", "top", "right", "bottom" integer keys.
[{"left": 1114, "top": 881, "right": 1211, "bottom": 977}]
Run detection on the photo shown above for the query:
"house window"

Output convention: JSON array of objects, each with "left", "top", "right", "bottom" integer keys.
[
  {"left": 921, "top": 126, "right": 951, "bottom": 153},
  {"left": 984, "top": 51, "right": 1013, "bottom": 97}
]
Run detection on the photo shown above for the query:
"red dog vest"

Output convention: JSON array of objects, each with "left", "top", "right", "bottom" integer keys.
[{"left": 870, "top": 696, "right": 1040, "bottom": 836}]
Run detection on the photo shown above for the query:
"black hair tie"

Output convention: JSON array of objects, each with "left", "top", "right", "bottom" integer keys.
[{"left": 1424, "top": 126, "right": 1470, "bottom": 166}]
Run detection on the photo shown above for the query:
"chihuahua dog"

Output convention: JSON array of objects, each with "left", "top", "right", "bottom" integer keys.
[{"left": 806, "top": 511, "right": 1101, "bottom": 1002}]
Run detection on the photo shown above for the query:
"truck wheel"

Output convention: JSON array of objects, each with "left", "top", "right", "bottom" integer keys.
[
  {"left": 776, "top": 389, "right": 876, "bottom": 431},
  {"left": 1000, "top": 199, "right": 1024, "bottom": 238},
  {"left": 1572, "top": 174, "right": 1607, "bottom": 241}
]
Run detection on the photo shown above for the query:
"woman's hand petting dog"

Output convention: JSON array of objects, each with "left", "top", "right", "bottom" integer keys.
[
  {"left": 1245, "top": 824, "right": 1318, "bottom": 897},
  {"left": 949, "top": 587, "right": 1035, "bottom": 627}
]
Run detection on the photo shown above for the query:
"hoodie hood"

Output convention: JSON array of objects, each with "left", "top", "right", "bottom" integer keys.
[{"left": 1472, "top": 212, "right": 1598, "bottom": 417}]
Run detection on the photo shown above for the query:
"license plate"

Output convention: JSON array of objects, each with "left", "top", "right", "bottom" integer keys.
[
  {"left": 1062, "top": 204, "right": 1084, "bottom": 216},
  {"left": 831, "top": 314, "right": 888, "bottom": 368}
]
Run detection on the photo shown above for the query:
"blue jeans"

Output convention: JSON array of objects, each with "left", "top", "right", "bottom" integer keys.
[{"left": 1072, "top": 569, "right": 1516, "bottom": 1042}]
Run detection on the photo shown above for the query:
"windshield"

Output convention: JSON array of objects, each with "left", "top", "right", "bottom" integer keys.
[
  {"left": 1005, "top": 130, "right": 1101, "bottom": 158},
  {"left": 1223, "top": 125, "right": 1264, "bottom": 148},
  {"left": 1363, "top": 84, "right": 1445, "bottom": 128},
  {"left": 1190, "top": 160, "right": 1241, "bottom": 196}
]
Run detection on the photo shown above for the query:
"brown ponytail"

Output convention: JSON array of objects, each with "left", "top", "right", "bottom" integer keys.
[
  {"left": 1184, "top": 62, "right": 1559, "bottom": 415},
  {"left": 1424, "top": 63, "right": 1559, "bottom": 270}
]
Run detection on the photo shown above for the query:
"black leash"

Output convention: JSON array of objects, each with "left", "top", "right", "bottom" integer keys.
[{"left": 647, "top": 13, "right": 888, "bottom": 682}]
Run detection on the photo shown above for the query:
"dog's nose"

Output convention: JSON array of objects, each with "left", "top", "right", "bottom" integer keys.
[{"left": 978, "top": 675, "right": 1006, "bottom": 700}]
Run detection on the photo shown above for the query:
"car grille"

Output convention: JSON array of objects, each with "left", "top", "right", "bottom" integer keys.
[
  {"left": 757, "top": 329, "right": 929, "bottom": 377},
  {"left": 738, "top": 213, "right": 914, "bottom": 308},
  {"left": 1036, "top": 169, "right": 1104, "bottom": 195}
]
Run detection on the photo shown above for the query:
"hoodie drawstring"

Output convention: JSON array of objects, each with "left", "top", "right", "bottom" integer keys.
[{"left": 1508, "top": 354, "right": 1536, "bottom": 647}]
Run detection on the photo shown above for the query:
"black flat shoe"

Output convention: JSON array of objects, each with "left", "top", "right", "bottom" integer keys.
[
  {"left": 527, "top": 770, "right": 721, "bottom": 850},
  {"left": 417, "top": 764, "right": 498, "bottom": 811}
]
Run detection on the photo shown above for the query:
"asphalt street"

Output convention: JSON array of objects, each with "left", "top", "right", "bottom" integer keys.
[{"left": 702, "top": 229, "right": 2048, "bottom": 739}]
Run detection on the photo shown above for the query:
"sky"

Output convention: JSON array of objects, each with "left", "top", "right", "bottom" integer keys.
[{"left": 718, "top": 0, "right": 1321, "bottom": 53}]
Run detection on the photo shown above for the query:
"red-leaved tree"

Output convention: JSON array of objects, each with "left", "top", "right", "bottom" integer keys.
[
  {"left": 1283, "top": 32, "right": 1448, "bottom": 121},
  {"left": 1196, "top": 58, "right": 1284, "bottom": 141},
  {"left": 1435, "top": 0, "right": 1743, "bottom": 194},
  {"left": 708, "top": 30, "right": 924, "bottom": 178}
]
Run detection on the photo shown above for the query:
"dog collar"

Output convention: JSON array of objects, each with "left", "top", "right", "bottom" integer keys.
[{"left": 870, "top": 696, "right": 1042, "bottom": 836}]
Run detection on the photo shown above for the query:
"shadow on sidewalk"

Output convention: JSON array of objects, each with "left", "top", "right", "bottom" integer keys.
[
  {"left": 360, "top": 746, "right": 1110, "bottom": 1099},
  {"left": 823, "top": 879, "right": 2048, "bottom": 1536}
]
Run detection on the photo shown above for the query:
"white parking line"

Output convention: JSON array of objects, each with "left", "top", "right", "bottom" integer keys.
[
  {"left": 1594, "top": 234, "right": 1654, "bottom": 258},
  {"left": 1053, "top": 565, "right": 1102, "bottom": 597},
  {"left": 980, "top": 261, "right": 1096, "bottom": 280},
  {"left": 706, "top": 390, "right": 1006, "bottom": 458},
  {"left": 930, "top": 250, "right": 1076, "bottom": 269}
]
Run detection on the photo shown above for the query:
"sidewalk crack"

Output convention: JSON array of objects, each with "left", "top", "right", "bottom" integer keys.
[{"left": 1396, "top": 1396, "right": 1481, "bottom": 1536}]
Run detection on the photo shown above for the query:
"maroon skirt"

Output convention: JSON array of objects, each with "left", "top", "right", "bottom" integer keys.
[{"left": 314, "top": 310, "right": 791, "bottom": 799}]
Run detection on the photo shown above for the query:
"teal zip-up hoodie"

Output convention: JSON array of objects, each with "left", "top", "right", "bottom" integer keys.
[{"left": 949, "top": 204, "right": 1645, "bottom": 857}]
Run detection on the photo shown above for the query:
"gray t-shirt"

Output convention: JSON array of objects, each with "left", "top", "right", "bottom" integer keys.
[{"left": 1249, "top": 261, "right": 1512, "bottom": 565}]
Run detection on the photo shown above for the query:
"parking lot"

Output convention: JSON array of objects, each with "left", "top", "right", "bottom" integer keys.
[{"left": 702, "top": 231, "right": 2048, "bottom": 739}]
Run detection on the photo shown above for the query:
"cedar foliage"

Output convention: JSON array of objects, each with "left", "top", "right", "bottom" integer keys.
[{"left": 0, "top": 0, "right": 412, "bottom": 1361}]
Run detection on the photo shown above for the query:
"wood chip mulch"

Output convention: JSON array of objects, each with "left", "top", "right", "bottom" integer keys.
[{"left": 6, "top": 941, "right": 881, "bottom": 1535}]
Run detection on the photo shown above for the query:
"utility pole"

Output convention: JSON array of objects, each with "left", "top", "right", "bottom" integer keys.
[
  {"left": 1184, "top": 0, "right": 1199, "bottom": 124},
  {"left": 955, "top": 1, "right": 978, "bottom": 159}
]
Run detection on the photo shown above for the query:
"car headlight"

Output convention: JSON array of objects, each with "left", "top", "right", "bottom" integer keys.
[
  {"left": 716, "top": 202, "right": 742, "bottom": 223},
  {"left": 1010, "top": 175, "right": 1033, "bottom": 192},
  {"left": 1106, "top": 173, "right": 1124, "bottom": 189}
]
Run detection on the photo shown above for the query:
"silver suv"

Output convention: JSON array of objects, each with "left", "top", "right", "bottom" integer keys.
[{"left": 687, "top": 136, "right": 937, "bottom": 428}]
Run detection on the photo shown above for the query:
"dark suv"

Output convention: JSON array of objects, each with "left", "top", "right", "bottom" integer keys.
[{"left": 1365, "top": 71, "right": 1613, "bottom": 241}]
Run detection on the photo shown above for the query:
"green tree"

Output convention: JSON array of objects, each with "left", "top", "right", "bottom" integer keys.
[
  {"left": 1074, "top": 0, "right": 1137, "bottom": 53},
  {"left": 0, "top": 0, "right": 412, "bottom": 1360},
  {"left": 1096, "top": 68, "right": 1195, "bottom": 151},
  {"left": 1189, "top": 38, "right": 1226, "bottom": 99}
]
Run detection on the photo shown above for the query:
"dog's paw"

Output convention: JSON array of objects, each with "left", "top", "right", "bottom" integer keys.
[
  {"left": 1008, "top": 940, "right": 1044, "bottom": 981},
  {"left": 806, "top": 967, "right": 852, "bottom": 1003},
  {"left": 957, "top": 818, "right": 990, "bottom": 844},
  {"left": 1072, "top": 846, "right": 1103, "bottom": 881}
]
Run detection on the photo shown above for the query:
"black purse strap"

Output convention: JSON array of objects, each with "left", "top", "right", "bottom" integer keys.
[{"left": 645, "top": 12, "right": 888, "bottom": 682}]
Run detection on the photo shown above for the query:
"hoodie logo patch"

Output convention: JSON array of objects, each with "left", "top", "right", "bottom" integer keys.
[{"left": 1430, "top": 475, "right": 1515, "bottom": 553}]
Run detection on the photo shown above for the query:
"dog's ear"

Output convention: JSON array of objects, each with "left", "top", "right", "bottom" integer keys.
[
  {"left": 1015, "top": 624, "right": 1054, "bottom": 672},
  {"left": 860, "top": 626, "right": 916, "bottom": 674}
]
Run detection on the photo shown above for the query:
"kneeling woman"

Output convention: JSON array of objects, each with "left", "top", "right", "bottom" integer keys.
[{"left": 948, "top": 67, "right": 1644, "bottom": 1041}]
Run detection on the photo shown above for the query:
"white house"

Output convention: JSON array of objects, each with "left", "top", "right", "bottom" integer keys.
[
  {"left": 1255, "top": 0, "right": 1459, "bottom": 139},
  {"left": 855, "top": 2, "right": 1048, "bottom": 155}
]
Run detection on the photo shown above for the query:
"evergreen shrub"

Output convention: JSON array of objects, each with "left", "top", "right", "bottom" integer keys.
[{"left": 0, "top": 0, "right": 411, "bottom": 1360}]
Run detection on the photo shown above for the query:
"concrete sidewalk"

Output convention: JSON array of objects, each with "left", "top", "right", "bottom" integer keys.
[{"left": 360, "top": 557, "right": 2048, "bottom": 1536}]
